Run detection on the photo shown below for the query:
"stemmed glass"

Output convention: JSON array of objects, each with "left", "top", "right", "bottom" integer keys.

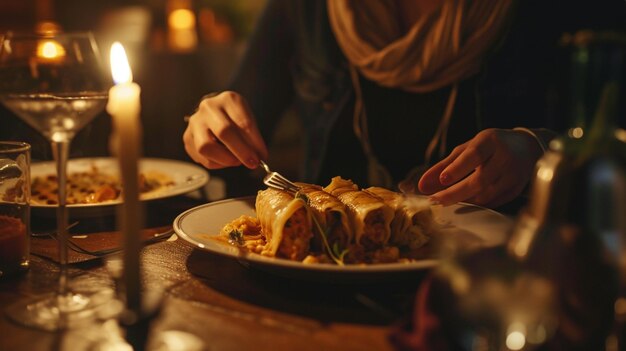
[{"left": 0, "top": 31, "right": 113, "bottom": 330}]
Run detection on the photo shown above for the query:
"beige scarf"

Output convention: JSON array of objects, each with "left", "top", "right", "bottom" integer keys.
[{"left": 327, "top": 0, "right": 513, "bottom": 188}]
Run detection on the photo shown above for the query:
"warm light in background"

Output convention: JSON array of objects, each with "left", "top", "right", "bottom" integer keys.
[
  {"left": 35, "top": 20, "right": 62, "bottom": 34},
  {"left": 169, "top": 9, "right": 196, "bottom": 30},
  {"left": 37, "top": 40, "right": 65, "bottom": 59},
  {"left": 506, "top": 331, "right": 526, "bottom": 350},
  {"left": 505, "top": 322, "right": 527, "bottom": 350},
  {"left": 198, "top": 8, "right": 234, "bottom": 44},
  {"left": 568, "top": 127, "right": 584, "bottom": 139},
  {"left": 110, "top": 42, "right": 133, "bottom": 84},
  {"left": 166, "top": 0, "right": 198, "bottom": 52},
  {"left": 537, "top": 167, "right": 554, "bottom": 182}
]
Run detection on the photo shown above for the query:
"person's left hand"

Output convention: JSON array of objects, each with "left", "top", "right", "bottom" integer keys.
[{"left": 418, "top": 128, "right": 544, "bottom": 208}]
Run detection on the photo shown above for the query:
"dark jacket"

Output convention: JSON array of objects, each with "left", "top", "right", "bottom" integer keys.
[{"left": 230, "top": 0, "right": 626, "bottom": 186}]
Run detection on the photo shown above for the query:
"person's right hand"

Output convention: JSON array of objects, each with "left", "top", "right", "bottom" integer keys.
[
  {"left": 183, "top": 91, "right": 268, "bottom": 169},
  {"left": 417, "top": 128, "right": 544, "bottom": 208}
]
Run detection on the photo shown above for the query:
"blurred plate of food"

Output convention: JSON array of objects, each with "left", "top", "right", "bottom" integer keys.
[
  {"left": 30, "top": 157, "right": 208, "bottom": 216},
  {"left": 174, "top": 186, "right": 512, "bottom": 283}
]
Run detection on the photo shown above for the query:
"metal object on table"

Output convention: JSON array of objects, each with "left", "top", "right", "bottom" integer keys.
[
  {"left": 36, "top": 227, "right": 175, "bottom": 257},
  {"left": 31, "top": 221, "right": 79, "bottom": 238},
  {"left": 507, "top": 30, "right": 626, "bottom": 261},
  {"left": 259, "top": 160, "right": 300, "bottom": 194},
  {"left": 513, "top": 37, "right": 626, "bottom": 241}
]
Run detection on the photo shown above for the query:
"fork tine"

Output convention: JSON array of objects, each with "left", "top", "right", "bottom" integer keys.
[
  {"left": 260, "top": 160, "right": 300, "bottom": 194},
  {"left": 269, "top": 172, "right": 293, "bottom": 185},
  {"left": 266, "top": 175, "right": 297, "bottom": 192},
  {"left": 266, "top": 178, "right": 298, "bottom": 193},
  {"left": 274, "top": 173, "right": 298, "bottom": 188}
]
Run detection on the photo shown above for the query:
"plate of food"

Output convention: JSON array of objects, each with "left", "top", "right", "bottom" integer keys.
[
  {"left": 30, "top": 157, "right": 209, "bottom": 215},
  {"left": 174, "top": 177, "right": 513, "bottom": 282}
]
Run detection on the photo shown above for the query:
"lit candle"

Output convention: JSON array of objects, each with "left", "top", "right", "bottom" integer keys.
[{"left": 107, "top": 42, "right": 142, "bottom": 314}]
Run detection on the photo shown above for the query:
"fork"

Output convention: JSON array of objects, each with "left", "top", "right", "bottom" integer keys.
[
  {"left": 31, "top": 221, "right": 80, "bottom": 238},
  {"left": 39, "top": 228, "right": 175, "bottom": 257},
  {"left": 259, "top": 160, "right": 300, "bottom": 194}
]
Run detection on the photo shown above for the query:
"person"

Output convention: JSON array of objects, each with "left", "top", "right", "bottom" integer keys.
[{"left": 183, "top": 0, "right": 625, "bottom": 208}]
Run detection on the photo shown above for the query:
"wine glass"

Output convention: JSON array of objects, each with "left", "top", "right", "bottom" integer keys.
[{"left": 0, "top": 31, "right": 114, "bottom": 330}]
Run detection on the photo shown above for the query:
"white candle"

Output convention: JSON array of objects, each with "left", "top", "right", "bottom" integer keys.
[{"left": 107, "top": 42, "right": 142, "bottom": 313}]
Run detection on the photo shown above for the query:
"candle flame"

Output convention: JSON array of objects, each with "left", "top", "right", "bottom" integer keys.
[
  {"left": 37, "top": 40, "right": 66, "bottom": 59},
  {"left": 110, "top": 42, "right": 133, "bottom": 84}
]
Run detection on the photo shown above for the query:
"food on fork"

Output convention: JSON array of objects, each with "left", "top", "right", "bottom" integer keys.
[{"left": 218, "top": 176, "right": 437, "bottom": 265}]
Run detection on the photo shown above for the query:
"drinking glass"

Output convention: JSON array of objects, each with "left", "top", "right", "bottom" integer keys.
[
  {"left": 0, "top": 141, "right": 30, "bottom": 278},
  {"left": 0, "top": 31, "right": 113, "bottom": 330}
]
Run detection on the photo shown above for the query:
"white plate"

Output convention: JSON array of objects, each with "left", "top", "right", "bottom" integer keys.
[
  {"left": 174, "top": 196, "right": 513, "bottom": 282},
  {"left": 31, "top": 157, "right": 209, "bottom": 209}
]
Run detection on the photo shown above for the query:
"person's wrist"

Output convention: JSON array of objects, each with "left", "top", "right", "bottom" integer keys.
[{"left": 513, "top": 127, "right": 548, "bottom": 155}]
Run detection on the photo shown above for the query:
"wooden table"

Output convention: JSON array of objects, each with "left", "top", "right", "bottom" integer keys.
[{"left": 0, "top": 196, "right": 427, "bottom": 351}]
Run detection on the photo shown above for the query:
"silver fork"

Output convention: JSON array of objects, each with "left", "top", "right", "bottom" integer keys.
[
  {"left": 259, "top": 160, "right": 300, "bottom": 194},
  {"left": 66, "top": 229, "right": 175, "bottom": 257},
  {"left": 35, "top": 228, "right": 175, "bottom": 257}
]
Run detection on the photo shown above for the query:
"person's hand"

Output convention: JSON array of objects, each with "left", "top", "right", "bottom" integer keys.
[
  {"left": 418, "top": 128, "right": 544, "bottom": 208},
  {"left": 183, "top": 91, "right": 268, "bottom": 169}
]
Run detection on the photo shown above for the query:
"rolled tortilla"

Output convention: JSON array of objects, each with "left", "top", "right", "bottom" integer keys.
[
  {"left": 295, "top": 182, "right": 352, "bottom": 248},
  {"left": 364, "top": 187, "right": 433, "bottom": 249},
  {"left": 323, "top": 177, "right": 393, "bottom": 248},
  {"left": 255, "top": 188, "right": 313, "bottom": 260}
]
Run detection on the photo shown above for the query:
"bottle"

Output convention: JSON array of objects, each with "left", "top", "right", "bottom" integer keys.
[
  {"left": 390, "top": 30, "right": 626, "bottom": 351},
  {"left": 508, "top": 30, "right": 626, "bottom": 350}
]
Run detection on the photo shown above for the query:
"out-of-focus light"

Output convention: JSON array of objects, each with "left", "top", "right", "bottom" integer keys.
[
  {"left": 506, "top": 322, "right": 527, "bottom": 350},
  {"left": 169, "top": 9, "right": 196, "bottom": 30},
  {"left": 568, "top": 127, "right": 584, "bottom": 139},
  {"left": 37, "top": 40, "right": 65, "bottom": 59},
  {"left": 606, "top": 334, "right": 619, "bottom": 351},
  {"left": 170, "top": 30, "right": 197, "bottom": 52},
  {"left": 506, "top": 331, "right": 526, "bottom": 350},
  {"left": 155, "top": 331, "right": 204, "bottom": 351},
  {"left": 198, "top": 8, "right": 234, "bottom": 44},
  {"left": 615, "top": 298, "right": 626, "bottom": 316},
  {"left": 537, "top": 167, "right": 554, "bottom": 182},
  {"left": 35, "top": 21, "right": 62, "bottom": 34},
  {"left": 615, "top": 129, "right": 626, "bottom": 142},
  {"left": 167, "top": 6, "right": 198, "bottom": 52}
]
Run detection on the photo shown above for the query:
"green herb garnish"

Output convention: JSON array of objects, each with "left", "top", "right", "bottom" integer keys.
[
  {"left": 295, "top": 191, "right": 349, "bottom": 265},
  {"left": 228, "top": 229, "right": 244, "bottom": 247},
  {"left": 295, "top": 192, "right": 310, "bottom": 205},
  {"left": 332, "top": 241, "right": 349, "bottom": 263}
]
